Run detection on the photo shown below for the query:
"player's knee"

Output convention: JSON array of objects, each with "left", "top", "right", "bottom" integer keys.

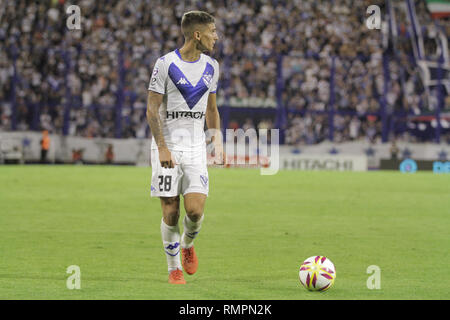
[{"left": 185, "top": 209, "right": 203, "bottom": 222}]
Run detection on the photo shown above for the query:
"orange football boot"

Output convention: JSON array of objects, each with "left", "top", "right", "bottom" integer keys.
[
  {"left": 168, "top": 269, "right": 186, "bottom": 284},
  {"left": 182, "top": 246, "right": 198, "bottom": 275}
]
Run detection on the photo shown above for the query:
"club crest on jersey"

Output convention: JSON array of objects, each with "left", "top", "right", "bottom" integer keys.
[{"left": 202, "top": 73, "right": 212, "bottom": 87}]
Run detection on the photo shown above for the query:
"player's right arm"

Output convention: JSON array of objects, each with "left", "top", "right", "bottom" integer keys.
[
  {"left": 146, "top": 91, "right": 176, "bottom": 169},
  {"left": 147, "top": 57, "right": 176, "bottom": 169}
]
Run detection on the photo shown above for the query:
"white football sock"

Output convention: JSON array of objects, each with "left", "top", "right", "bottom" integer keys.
[
  {"left": 181, "top": 214, "right": 204, "bottom": 249},
  {"left": 160, "top": 218, "right": 182, "bottom": 273}
]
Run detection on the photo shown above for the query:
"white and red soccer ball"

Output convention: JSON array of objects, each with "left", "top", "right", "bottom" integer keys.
[{"left": 299, "top": 256, "right": 336, "bottom": 292}]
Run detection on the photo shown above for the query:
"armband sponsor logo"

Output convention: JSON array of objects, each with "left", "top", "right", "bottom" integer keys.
[{"left": 166, "top": 111, "right": 206, "bottom": 119}]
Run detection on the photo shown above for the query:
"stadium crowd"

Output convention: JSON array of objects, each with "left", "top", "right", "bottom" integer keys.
[{"left": 0, "top": 0, "right": 448, "bottom": 144}]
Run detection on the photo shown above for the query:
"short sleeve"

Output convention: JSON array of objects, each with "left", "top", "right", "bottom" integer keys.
[
  {"left": 210, "top": 60, "right": 219, "bottom": 94},
  {"left": 148, "top": 57, "right": 167, "bottom": 94}
]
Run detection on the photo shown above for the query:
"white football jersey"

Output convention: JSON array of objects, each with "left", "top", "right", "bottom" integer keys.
[{"left": 148, "top": 49, "right": 219, "bottom": 151}]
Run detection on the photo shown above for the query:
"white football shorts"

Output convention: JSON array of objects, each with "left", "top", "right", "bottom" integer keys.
[{"left": 150, "top": 147, "right": 209, "bottom": 197}]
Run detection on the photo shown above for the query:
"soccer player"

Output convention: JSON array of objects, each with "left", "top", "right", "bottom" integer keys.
[{"left": 146, "top": 11, "right": 223, "bottom": 284}]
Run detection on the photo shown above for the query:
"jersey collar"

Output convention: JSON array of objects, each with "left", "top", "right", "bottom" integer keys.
[{"left": 175, "top": 49, "right": 201, "bottom": 63}]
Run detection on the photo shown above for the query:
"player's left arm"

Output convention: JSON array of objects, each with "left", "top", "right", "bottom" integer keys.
[{"left": 206, "top": 93, "right": 225, "bottom": 164}]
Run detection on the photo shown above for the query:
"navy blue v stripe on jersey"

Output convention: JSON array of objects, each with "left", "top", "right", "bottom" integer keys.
[{"left": 168, "top": 62, "right": 215, "bottom": 110}]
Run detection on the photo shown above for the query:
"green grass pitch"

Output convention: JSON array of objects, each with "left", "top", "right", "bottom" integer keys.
[{"left": 0, "top": 165, "right": 449, "bottom": 300}]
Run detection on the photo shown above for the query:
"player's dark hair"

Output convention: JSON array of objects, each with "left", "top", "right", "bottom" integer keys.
[{"left": 181, "top": 11, "right": 215, "bottom": 39}]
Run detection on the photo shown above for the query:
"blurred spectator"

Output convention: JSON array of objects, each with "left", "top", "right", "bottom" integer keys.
[
  {"left": 105, "top": 144, "right": 114, "bottom": 164},
  {"left": 242, "top": 118, "right": 255, "bottom": 131},
  {"left": 72, "top": 148, "right": 84, "bottom": 164},
  {"left": 228, "top": 120, "right": 239, "bottom": 131},
  {"left": 390, "top": 141, "right": 399, "bottom": 160},
  {"left": 40, "top": 130, "right": 50, "bottom": 163}
]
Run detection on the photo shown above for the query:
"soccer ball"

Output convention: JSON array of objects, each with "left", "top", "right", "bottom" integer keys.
[{"left": 299, "top": 256, "right": 336, "bottom": 291}]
